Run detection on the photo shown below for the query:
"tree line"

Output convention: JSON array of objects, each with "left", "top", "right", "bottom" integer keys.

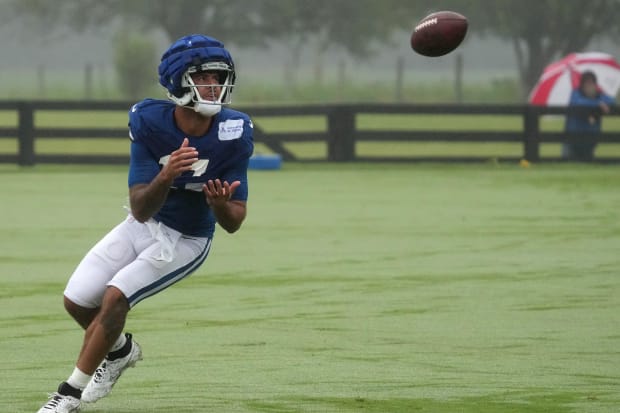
[{"left": 5, "top": 0, "right": 620, "bottom": 99}]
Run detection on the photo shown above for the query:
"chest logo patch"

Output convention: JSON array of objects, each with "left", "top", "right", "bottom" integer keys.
[{"left": 218, "top": 119, "right": 244, "bottom": 141}]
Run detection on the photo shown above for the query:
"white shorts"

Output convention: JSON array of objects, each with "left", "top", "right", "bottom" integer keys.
[{"left": 64, "top": 215, "right": 211, "bottom": 308}]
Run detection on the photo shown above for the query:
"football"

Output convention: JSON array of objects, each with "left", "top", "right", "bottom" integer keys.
[{"left": 410, "top": 11, "right": 468, "bottom": 57}]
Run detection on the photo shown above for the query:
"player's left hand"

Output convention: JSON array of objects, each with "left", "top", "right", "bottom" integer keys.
[{"left": 203, "top": 179, "right": 241, "bottom": 207}]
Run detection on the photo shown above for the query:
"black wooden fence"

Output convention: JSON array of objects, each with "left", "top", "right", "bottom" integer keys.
[{"left": 0, "top": 100, "right": 619, "bottom": 165}]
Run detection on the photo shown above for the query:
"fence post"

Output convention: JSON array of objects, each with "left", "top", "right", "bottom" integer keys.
[
  {"left": 523, "top": 105, "right": 540, "bottom": 162},
  {"left": 18, "top": 102, "right": 35, "bottom": 166},
  {"left": 454, "top": 53, "right": 463, "bottom": 104},
  {"left": 84, "top": 63, "right": 93, "bottom": 99},
  {"left": 37, "top": 65, "right": 46, "bottom": 98},
  {"left": 395, "top": 56, "right": 404, "bottom": 103},
  {"left": 327, "top": 106, "right": 355, "bottom": 161}
]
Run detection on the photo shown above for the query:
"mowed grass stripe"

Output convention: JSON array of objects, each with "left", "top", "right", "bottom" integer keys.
[{"left": 0, "top": 163, "right": 619, "bottom": 412}]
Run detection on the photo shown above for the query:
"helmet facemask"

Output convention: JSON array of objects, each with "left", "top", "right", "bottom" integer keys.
[{"left": 167, "top": 61, "right": 235, "bottom": 117}]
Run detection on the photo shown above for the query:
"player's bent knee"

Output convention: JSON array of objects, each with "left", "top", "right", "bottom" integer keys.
[
  {"left": 92, "top": 287, "right": 130, "bottom": 341},
  {"left": 102, "top": 286, "right": 129, "bottom": 309},
  {"left": 64, "top": 295, "right": 100, "bottom": 329},
  {"left": 64, "top": 295, "right": 94, "bottom": 316},
  {"left": 100, "top": 287, "right": 130, "bottom": 322}
]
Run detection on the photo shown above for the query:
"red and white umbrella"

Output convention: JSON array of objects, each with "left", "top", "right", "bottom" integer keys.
[{"left": 529, "top": 52, "right": 620, "bottom": 106}]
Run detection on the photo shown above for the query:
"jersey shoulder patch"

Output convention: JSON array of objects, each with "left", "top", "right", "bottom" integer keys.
[
  {"left": 217, "top": 108, "right": 253, "bottom": 140},
  {"left": 218, "top": 118, "right": 245, "bottom": 141},
  {"left": 216, "top": 109, "right": 254, "bottom": 159}
]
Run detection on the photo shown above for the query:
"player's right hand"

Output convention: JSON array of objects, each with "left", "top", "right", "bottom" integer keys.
[
  {"left": 600, "top": 102, "right": 611, "bottom": 114},
  {"left": 160, "top": 138, "right": 198, "bottom": 182}
]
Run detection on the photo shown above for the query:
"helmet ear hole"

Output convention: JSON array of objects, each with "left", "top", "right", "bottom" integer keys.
[
  {"left": 177, "top": 92, "right": 193, "bottom": 106},
  {"left": 166, "top": 90, "right": 193, "bottom": 107}
]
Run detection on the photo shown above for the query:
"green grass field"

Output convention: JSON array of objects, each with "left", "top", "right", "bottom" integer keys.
[{"left": 1, "top": 163, "right": 619, "bottom": 413}]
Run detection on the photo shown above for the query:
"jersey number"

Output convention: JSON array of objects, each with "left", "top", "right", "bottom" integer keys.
[{"left": 159, "top": 155, "right": 210, "bottom": 177}]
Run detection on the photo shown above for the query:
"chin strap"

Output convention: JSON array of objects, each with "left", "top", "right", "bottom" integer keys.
[
  {"left": 194, "top": 102, "right": 222, "bottom": 116},
  {"left": 166, "top": 84, "right": 225, "bottom": 117}
]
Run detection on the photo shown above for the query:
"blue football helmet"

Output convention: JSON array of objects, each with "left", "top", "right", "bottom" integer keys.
[{"left": 158, "top": 34, "right": 236, "bottom": 116}]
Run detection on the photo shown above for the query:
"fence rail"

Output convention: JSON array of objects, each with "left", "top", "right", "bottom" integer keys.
[{"left": 0, "top": 100, "right": 619, "bottom": 165}]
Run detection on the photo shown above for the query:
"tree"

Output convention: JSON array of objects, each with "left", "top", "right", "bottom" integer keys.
[
  {"left": 5, "top": 0, "right": 266, "bottom": 45},
  {"left": 14, "top": 0, "right": 620, "bottom": 102},
  {"left": 480, "top": 0, "right": 620, "bottom": 98},
  {"left": 252, "top": 0, "right": 427, "bottom": 87},
  {"left": 418, "top": 0, "right": 620, "bottom": 98},
  {"left": 7, "top": 0, "right": 425, "bottom": 94},
  {"left": 113, "top": 31, "right": 157, "bottom": 99},
  {"left": 6, "top": 0, "right": 422, "bottom": 58}
]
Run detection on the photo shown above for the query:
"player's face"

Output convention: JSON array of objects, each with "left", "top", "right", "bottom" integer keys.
[{"left": 190, "top": 72, "right": 222, "bottom": 101}]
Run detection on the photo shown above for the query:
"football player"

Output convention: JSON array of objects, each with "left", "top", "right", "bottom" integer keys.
[{"left": 37, "top": 34, "right": 253, "bottom": 413}]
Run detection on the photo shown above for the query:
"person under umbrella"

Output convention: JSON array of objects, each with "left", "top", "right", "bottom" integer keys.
[{"left": 563, "top": 71, "right": 616, "bottom": 161}]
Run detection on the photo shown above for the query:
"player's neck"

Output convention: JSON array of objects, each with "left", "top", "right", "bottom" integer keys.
[{"left": 173, "top": 106, "right": 213, "bottom": 137}]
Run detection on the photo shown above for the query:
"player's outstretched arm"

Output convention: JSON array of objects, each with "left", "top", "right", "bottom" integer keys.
[
  {"left": 130, "top": 138, "right": 198, "bottom": 222},
  {"left": 203, "top": 179, "right": 247, "bottom": 233}
]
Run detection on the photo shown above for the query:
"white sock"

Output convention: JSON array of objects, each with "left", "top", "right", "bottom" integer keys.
[
  {"left": 67, "top": 367, "right": 92, "bottom": 391},
  {"left": 109, "top": 334, "right": 127, "bottom": 353}
]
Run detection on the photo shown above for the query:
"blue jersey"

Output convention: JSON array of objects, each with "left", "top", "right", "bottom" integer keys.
[{"left": 127, "top": 99, "right": 253, "bottom": 237}]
